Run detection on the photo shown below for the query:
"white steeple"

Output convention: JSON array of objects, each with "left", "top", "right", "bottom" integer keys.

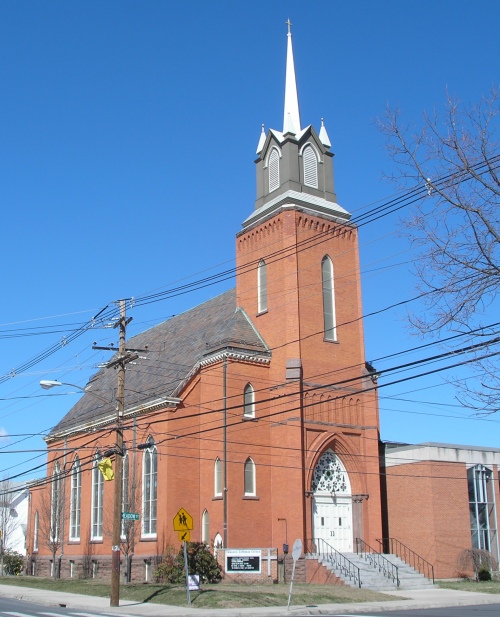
[
  {"left": 283, "top": 19, "right": 301, "bottom": 135},
  {"left": 319, "top": 118, "right": 331, "bottom": 148}
]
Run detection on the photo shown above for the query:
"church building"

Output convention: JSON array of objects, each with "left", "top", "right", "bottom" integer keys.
[{"left": 27, "top": 26, "right": 399, "bottom": 584}]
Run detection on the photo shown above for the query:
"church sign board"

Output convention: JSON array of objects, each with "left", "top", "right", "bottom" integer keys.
[{"left": 225, "top": 549, "right": 261, "bottom": 574}]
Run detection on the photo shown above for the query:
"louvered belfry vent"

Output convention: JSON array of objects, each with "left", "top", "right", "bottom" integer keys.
[
  {"left": 303, "top": 145, "right": 318, "bottom": 188},
  {"left": 268, "top": 148, "right": 280, "bottom": 192}
]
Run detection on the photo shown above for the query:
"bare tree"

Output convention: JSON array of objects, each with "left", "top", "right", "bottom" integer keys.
[
  {"left": 0, "top": 479, "right": 20, "bottom": 575},
  {"left": 380, "top": 88, "right": 500, "bottom": 412},
  {"left": 457, "top": 548, "right": 498, "bottom": 580},
  {"left": 38, "top": 467, "right": 65, "bottom": 579}
]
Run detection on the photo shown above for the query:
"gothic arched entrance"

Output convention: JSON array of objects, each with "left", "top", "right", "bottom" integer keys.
[{"left": 311, "top": 449, "right": 353, "bottom": 552}]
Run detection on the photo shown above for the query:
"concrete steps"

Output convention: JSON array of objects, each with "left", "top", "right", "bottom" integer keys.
[{"left": 309, "top": 551, "right": 434, "bottom": 591}]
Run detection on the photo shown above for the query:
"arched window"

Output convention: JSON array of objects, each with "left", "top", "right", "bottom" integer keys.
[
  {"left": 303, "top": 144, "right": 318, "bottom": 188},
  {"left": 322, "top": 256, "right": 337, "bottom": 341},
  {"left": 51, "top": 463, "right": 61, "bottom": 543},
  {"left": 33, "top": 511, "right": 39, "bottom": 552},
  {"left": 202, "top": 509, "right": 210, "bottom": 544},
  {"left": 69, "top": 456, "right": 81, "bottom": 541},
  {"left": 244, "top": 458, "right": 256, "bottom": 496},
  {"left": 311, "top": 449, "right": 351, "bottom": 494},
  {"left": 121, "top": 451, "right": 129, "bottom": 538},
  {"left": 214, "top": 458, "right": 222, "bottom": 497},
  {"left": 243, "top": 384, "right": 255, "bottom": 418},
  {"left": 257, "top": 259, "right": 267, "bottom": 313},
  {"left": 142, "top": 438, "right": 157, "bottom": 537},
  {"left": 91, "top": 455, "right": 104, "bottom": 540},
  {"left": 268, "top": 148, "right": 280, "bottom": 192}
]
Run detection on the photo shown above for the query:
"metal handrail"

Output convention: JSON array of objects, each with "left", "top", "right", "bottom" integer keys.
[
  {"left": 305, "top": 538, "right": 362, "bottom": 588},
  {"left": 376, "top": 537, "right": 434, "bottom": 584},
  {"left": 355, "top": 538, "right": 400, "bottom": 587}
]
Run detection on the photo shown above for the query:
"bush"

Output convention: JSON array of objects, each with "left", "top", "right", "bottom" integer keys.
[
  {"left": 3, "top": 551, "right": 24, "bottom": 576},
  {"left": 478, "top": 567, "right": 492, "bottom": 581},
  {"left": 155, "top": 542, "right": 222, "bottom": 584}
]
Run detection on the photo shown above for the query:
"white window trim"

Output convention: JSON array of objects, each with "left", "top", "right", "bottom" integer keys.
[
  {"left": 302, "top": 144, "right": 319, "bottom": 188},
  {"left": 268, "top": 147, "right": 280, "bottom": 193},
  {"left": 243, "top": 384, "right": 256, "bottom": 418},
  {"left": 214, "top": 458, "right": 222, "bottom": 497},
  {"left": 69, "top": 457, "right": 81, "bottom": 542},
  {"left": 91, "top": 456, "right": 104, "bottom": 541},
  {"left": 322, "top": 255, "right": 337, "bottom": 341},
  {"left": 142, "top": 441, "right": 157, "bottom": 538},
  {"left": 257, "top": 259, "right": 267, "bottom": 313},
  {"left": 244, "top": 457, "right": 256, "bottom": 496},
  {"left": 33, "top": 510, "right": 39, "bottom": 552}
]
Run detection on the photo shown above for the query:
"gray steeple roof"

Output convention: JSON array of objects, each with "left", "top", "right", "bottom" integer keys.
[{"left": 49, "top": 289, "right": 270, "bottom": 438}]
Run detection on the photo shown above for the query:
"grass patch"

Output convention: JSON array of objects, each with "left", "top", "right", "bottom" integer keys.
[
  {"left": 437, "top": 579, "right": 500, "bottom": 594},
  {"left": 0, "top": 577, "right": 401, "bottom": 608}
]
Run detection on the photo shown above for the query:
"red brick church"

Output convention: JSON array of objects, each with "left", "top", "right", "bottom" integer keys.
[{"left": 27, "top": 26, "right": 499, "bottom": 586}]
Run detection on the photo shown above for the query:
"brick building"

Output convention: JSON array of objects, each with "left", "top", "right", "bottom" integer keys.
[
  {"left": 27, "top": 26, "right": 382, "bottom": 583},
  {"left": 27, "top": 27, "right": 500, "bottom": 585}
]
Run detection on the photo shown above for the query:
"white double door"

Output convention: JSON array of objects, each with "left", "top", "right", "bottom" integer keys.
[{"left": 313, "top": 494, "right": 353, "bottom": 552}]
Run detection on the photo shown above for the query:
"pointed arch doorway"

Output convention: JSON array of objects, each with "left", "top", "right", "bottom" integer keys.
[{"left": 312, "top": 449, "right": 353, "bottom": 552}]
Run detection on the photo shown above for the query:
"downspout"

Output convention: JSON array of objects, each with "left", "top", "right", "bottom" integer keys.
[{"left": 223, "top": 354, "right": 228, "bottom": 548}]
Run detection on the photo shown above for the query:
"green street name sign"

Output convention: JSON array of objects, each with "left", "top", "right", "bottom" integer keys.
[{"left": 121, "top": 512, "right": 139, "bottom": 521}]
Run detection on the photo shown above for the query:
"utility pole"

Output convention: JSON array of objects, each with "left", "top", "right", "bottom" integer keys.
[{"left": 92, "top": 299, "right": 143, "bottom": 607}]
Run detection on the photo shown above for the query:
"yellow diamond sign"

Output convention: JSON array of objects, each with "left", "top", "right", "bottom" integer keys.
[{"left": 173, "top": 508, "right": 193, "bottom": 531}]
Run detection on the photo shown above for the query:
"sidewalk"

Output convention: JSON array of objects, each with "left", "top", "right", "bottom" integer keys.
[{"left": 0, "top": 584, "right": 498, "bottom": 616}]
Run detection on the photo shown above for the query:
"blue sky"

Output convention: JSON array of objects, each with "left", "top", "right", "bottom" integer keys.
[{"left": 1, "top": 1, "right": 499, "bottom": 480}]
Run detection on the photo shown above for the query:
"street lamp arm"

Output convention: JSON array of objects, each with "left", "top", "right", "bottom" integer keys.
[{"left": 39, "top": 380, "right": 112, "bottom": 404}]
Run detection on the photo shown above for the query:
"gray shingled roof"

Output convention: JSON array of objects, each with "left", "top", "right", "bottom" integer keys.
[{"left": 50, "top": 289, "right": 269, "bottom": 437}]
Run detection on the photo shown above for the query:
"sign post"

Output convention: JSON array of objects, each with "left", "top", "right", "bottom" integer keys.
[
  {"left": 173, "top": 508, "right": 194, "bottom": 606},
  {"left": 287, "top": 538, "right": 302, "bottom": 610}
]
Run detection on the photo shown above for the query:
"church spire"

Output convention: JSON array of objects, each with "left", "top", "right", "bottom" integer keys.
[{"left": 283, "top": 19, "right": 301, "bottom": 135}]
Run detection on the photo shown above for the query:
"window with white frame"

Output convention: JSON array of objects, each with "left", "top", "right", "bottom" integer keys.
[
  {"left": 69, "top": 456, "right": 81, "bottom": 541},
  {"left": 214, "top": 458, "right": 222, "bottom": 497},
  {"left": 468, "top": 464, "right": 498, "bottom": 553},
  {"left": 258, "top": 259, "right": 267, "bottom": 313},
  {"left": 321, "top": 255, "right": 337, "bottom": 341},
  {"left": 51, "top": 463, "right": 61, "bottom": 543},
  {"left": 244, "top": 458, "right": 256, "bottom": 496},
  {"left": 303, "top": 144, "right": 318, "bottom": 188},
  {"left": 33, "top": 510, "right": 39, "bottom": 552},
  {"left": 268, "top": 148, "right": 280, "bottom": 192},
  {"left": 142, "top": 438, "right": 157, "bottom": 536},
  {"left": 202, "top": 509, "right": 210, "bottom": 544},
  {"left": 91, "top": 455, "right": 104, "bottom": 540},
  {"left": 121, "top": 451, "right": 129, "bottom": 538},
  {"left": 243, "top": 384, "right": 255, "bottom": 418}
]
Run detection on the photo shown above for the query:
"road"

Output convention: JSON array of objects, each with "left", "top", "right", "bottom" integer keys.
[
  {"left": 313, "top": 604, "right": 500, "bottom": 616},
  {"left": 0, "top": 597, "right": 123, "bottom": 617}
]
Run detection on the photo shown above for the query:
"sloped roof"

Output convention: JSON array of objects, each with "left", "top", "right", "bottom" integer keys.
[{"left": 49, "top": 289, "right": 269, "bottom": 438}]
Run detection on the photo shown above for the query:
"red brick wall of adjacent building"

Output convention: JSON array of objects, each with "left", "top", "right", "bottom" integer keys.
[{"left": 385, "top": 460, "right": 478, "bottom": 578}]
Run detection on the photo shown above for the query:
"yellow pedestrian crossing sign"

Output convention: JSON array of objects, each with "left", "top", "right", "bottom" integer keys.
[
  {"left": 178, "top": 530, "right": 190, "bottom": 542},
  {"left": 173, "top": 508, "right": 193, "bottom": 531}
]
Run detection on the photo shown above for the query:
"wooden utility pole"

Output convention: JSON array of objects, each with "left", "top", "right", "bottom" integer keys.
[
  {"left": 92, "top": 299, "right": 143, "bottom": 607},
  {"left": 110, "top": 299, "right": 126, "bottom": 607}
]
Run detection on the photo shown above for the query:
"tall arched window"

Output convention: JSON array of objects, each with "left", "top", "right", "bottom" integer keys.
[
  {"left": 243, "top": 384, "right": 255, "bottom": 418},
  {"left": 121, "top": 451, "right": 129, "bottom": 538},
  {"left": 69, "top": 456, "right": 81, "bottom": 541},
  {"left": 321, "top": 256, "right": 337, "bottom": 341},
  {"left": 142, "top": 438, "right": 157, "bottom": 537},
  {"left": 303, "top": 144, "right": 318, "bottom": 188},
  {"left": 244, "top": 458, "right": 256, "bottom": 496},
  {"left": 214, "top": 458, "right": 222, "bottom": 497},
  {"left": 257, "top": 259, "right": 267, "bottom": 313},
  {"left": 202, "top": 509, "right": 210, "bottom": 544},
  {"left": 33, "top": 511, "right": 39, "bottom": 552},
  {"left": 51, "top": 463, "right": 61, "bottom": 543},
  {"left": 268, "top": 148, "right": 280, "bottom": 192},
  {"left": 91, "top": 455, "right": 104, "bottom": 540}
]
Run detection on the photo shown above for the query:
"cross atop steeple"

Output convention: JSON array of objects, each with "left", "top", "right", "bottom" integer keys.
[{"left": 285, "top": 18, "right": 292, "bottom": 34}]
